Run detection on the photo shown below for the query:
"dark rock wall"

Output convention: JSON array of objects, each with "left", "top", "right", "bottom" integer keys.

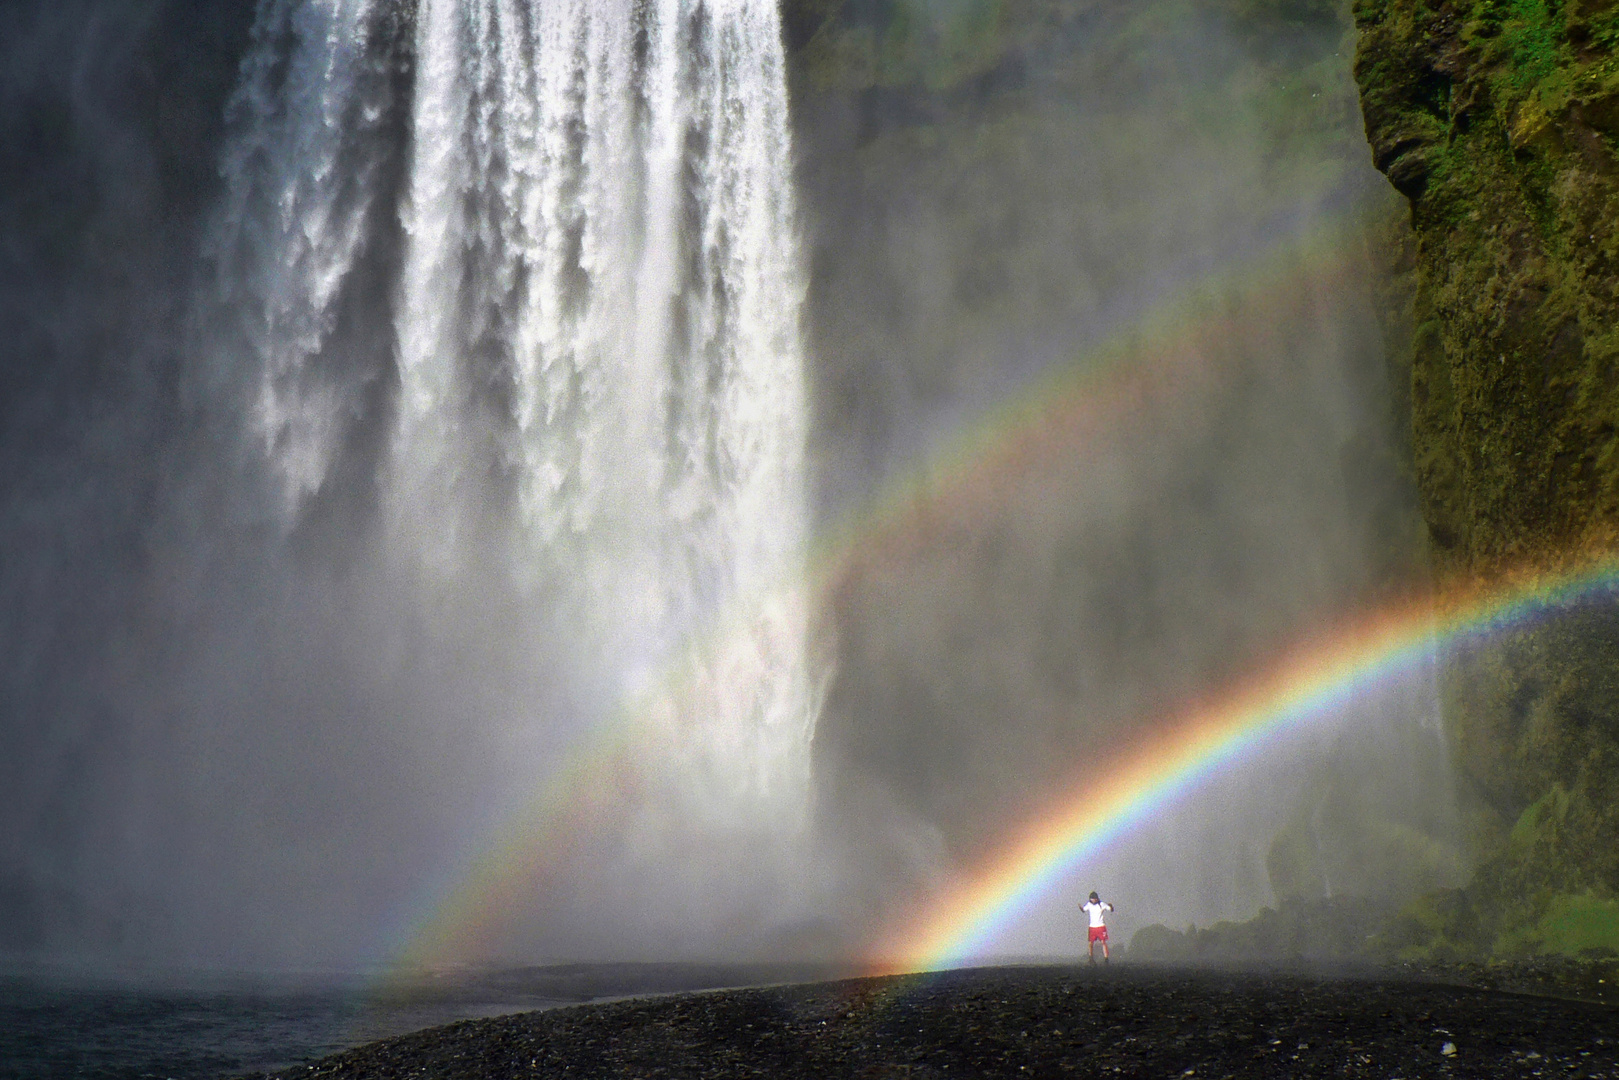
[
  {"left": 1353, "top": 0, "right": 1619, "bottom": 955},
  {"left": 1355, "top": 0, "right": 1619, "bottom": 564}
]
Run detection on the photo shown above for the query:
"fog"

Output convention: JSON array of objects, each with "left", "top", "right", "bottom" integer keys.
[
  {"left": 793, "top": 0, "right": 1463, "bottom": 953},
  {"left": 0, "top": 0, "right": 1462, "bottom": 975}
]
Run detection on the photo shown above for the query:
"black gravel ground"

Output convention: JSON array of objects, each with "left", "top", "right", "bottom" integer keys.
[{"left": 252, "top": 964, "right": 1619, "bottom": 1079}]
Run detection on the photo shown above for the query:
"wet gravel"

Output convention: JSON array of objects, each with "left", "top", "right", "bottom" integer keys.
[{"left": 256, "top": 965, "right": 1618, "bottom": 1078}]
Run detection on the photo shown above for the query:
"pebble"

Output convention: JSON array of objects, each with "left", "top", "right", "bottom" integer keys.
[{"left": 247, "top": 966, "right": 1619, "bottom": 1080}]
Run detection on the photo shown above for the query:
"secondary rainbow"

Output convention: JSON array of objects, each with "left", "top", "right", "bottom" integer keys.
[
  {"left": 380, "top": 221, "right": 1387, "bottom": 972},
  {"left": 876, "top": 556, "right": 1619, "bottom": 973}
]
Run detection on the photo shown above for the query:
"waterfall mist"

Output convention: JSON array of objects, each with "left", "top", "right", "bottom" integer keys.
[
  {"left": 0, "top": 0, "right": 1464, "bottom": 974},
  {"left": 794, "top": 1, "right": 1463, "bottom": 950}
]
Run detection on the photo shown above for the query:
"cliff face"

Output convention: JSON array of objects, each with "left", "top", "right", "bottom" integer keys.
[
  {"left": 1356, "top": 0, "right": 1619, "bottom": 564},
  {"left": 1353, "top": 0, "right": 1619, "bottom": 955}
]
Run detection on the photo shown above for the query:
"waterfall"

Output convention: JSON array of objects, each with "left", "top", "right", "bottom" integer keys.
[
  {"left": 205, "top": 0, "right": 820, "bottom": 929},
  {"left": 205, "top": 0, "right": 401, "bottom": 515},
  {"left": 394, "top": 0, "right": 818, "bottom": 815}
]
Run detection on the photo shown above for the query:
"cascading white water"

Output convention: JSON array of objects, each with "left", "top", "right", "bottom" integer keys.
[
  {"left": 206, "top": 0, "right": 393, "bottom": 514},
  {"left": 209, "top": 0, "right": 820, "bottom": 871},
  {"left": 394, "top": 0, "right": 819, "bottom": 819}
]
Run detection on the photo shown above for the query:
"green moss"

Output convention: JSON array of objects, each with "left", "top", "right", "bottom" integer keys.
[
  {"left": 1530, "top": 893, "right": 1619, "bottom": 956},
  {"left": 1507, "top": 782, "right": 1572, "bottom": 849},
  {"left": 1488, "top": 891, "right": 1619, "bottom": 957},
  {"left": 1468, "top": 0, "right": 1567, "bottom": 99},
  {"left": 1351, "top": 0, "right": 1619, "bottom": 963},
  {"left": 1356, "top": 11, "right": 1619, "bottom": 554},
  {"left": 1373, "top": 767, "right": 1619, "bottom": 960}
]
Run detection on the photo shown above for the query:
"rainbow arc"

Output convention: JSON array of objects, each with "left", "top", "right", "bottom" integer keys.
[{"left": 870, "top": 556, "right": 1619, "bottom": 973}]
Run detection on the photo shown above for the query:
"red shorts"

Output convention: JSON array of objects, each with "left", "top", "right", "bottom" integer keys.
[{"left": 1088, "top": 926, "right": 1108, "bottom": 943}]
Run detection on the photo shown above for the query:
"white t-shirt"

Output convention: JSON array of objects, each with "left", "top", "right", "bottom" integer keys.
[{"left": 1083, "top": 900, "right": 1112, "bottom": 928}]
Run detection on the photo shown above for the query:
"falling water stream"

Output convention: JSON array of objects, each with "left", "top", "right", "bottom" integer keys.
[
  {"left": 203, "top": 0, "right": 822, "bottom": 951},
  {"left": 394, "top": 0, "right": 819, "bottom": 815}
]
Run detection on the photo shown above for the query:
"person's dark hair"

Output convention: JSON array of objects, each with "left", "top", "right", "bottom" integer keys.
[{"left": 1089, "top": 891, "right": 1099, "bottom": 901}]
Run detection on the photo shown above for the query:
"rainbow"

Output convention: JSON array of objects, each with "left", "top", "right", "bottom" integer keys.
[
  {"left": 380, "top": 227, "right": 1364, "bottom": 969},
  {"left": 390, "top": 725, "right": 648, "bottom": 970},
  {"left": 872, "top": 556, "right": 1619, "bottom": 974},
  {"left": 383, "top": 220, "right": 1540, "bottom": 975}
]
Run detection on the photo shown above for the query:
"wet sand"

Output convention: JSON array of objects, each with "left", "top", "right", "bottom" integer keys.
[{"left": 251, "top": 964, "right": 1618, "bottom": 1078}]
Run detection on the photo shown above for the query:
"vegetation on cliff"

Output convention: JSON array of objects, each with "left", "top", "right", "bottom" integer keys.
[{"left": 1354, "top": 0, "right": 1619, "bottom": 960}]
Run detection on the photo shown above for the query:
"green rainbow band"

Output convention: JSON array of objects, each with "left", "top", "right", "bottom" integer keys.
[
  {"left": 380, "top": 223, "right": 1425, "bottom": 974},
  {"left": 879, "top": 557, "right": 1619, "bottom": 973}
]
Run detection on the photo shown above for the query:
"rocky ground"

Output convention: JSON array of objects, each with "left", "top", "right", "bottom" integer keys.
[{"left": 248, "top": 964, "right": 1618, "bottom": 1079}]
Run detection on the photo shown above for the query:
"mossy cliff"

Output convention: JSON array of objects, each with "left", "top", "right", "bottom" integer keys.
[{"left": 1352, "top": 0, "right": 1619, "bottom": 957}]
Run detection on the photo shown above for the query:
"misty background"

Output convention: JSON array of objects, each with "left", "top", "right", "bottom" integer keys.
[
  {"left": 0, "top": 0, "right": 1461, "bottom": 973},
  {"left": 793, "top": 0, "right": 1462, "bottom": 953}
]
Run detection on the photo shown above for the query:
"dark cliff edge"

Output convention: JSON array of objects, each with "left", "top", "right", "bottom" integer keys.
[{"left": 1352, "top": 0, "right": 1619, "bottom": 958}]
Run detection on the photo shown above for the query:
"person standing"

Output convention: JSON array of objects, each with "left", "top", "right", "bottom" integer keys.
[{"left": 1082, "top": 891, "right": 1114, "bottom": 964}]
